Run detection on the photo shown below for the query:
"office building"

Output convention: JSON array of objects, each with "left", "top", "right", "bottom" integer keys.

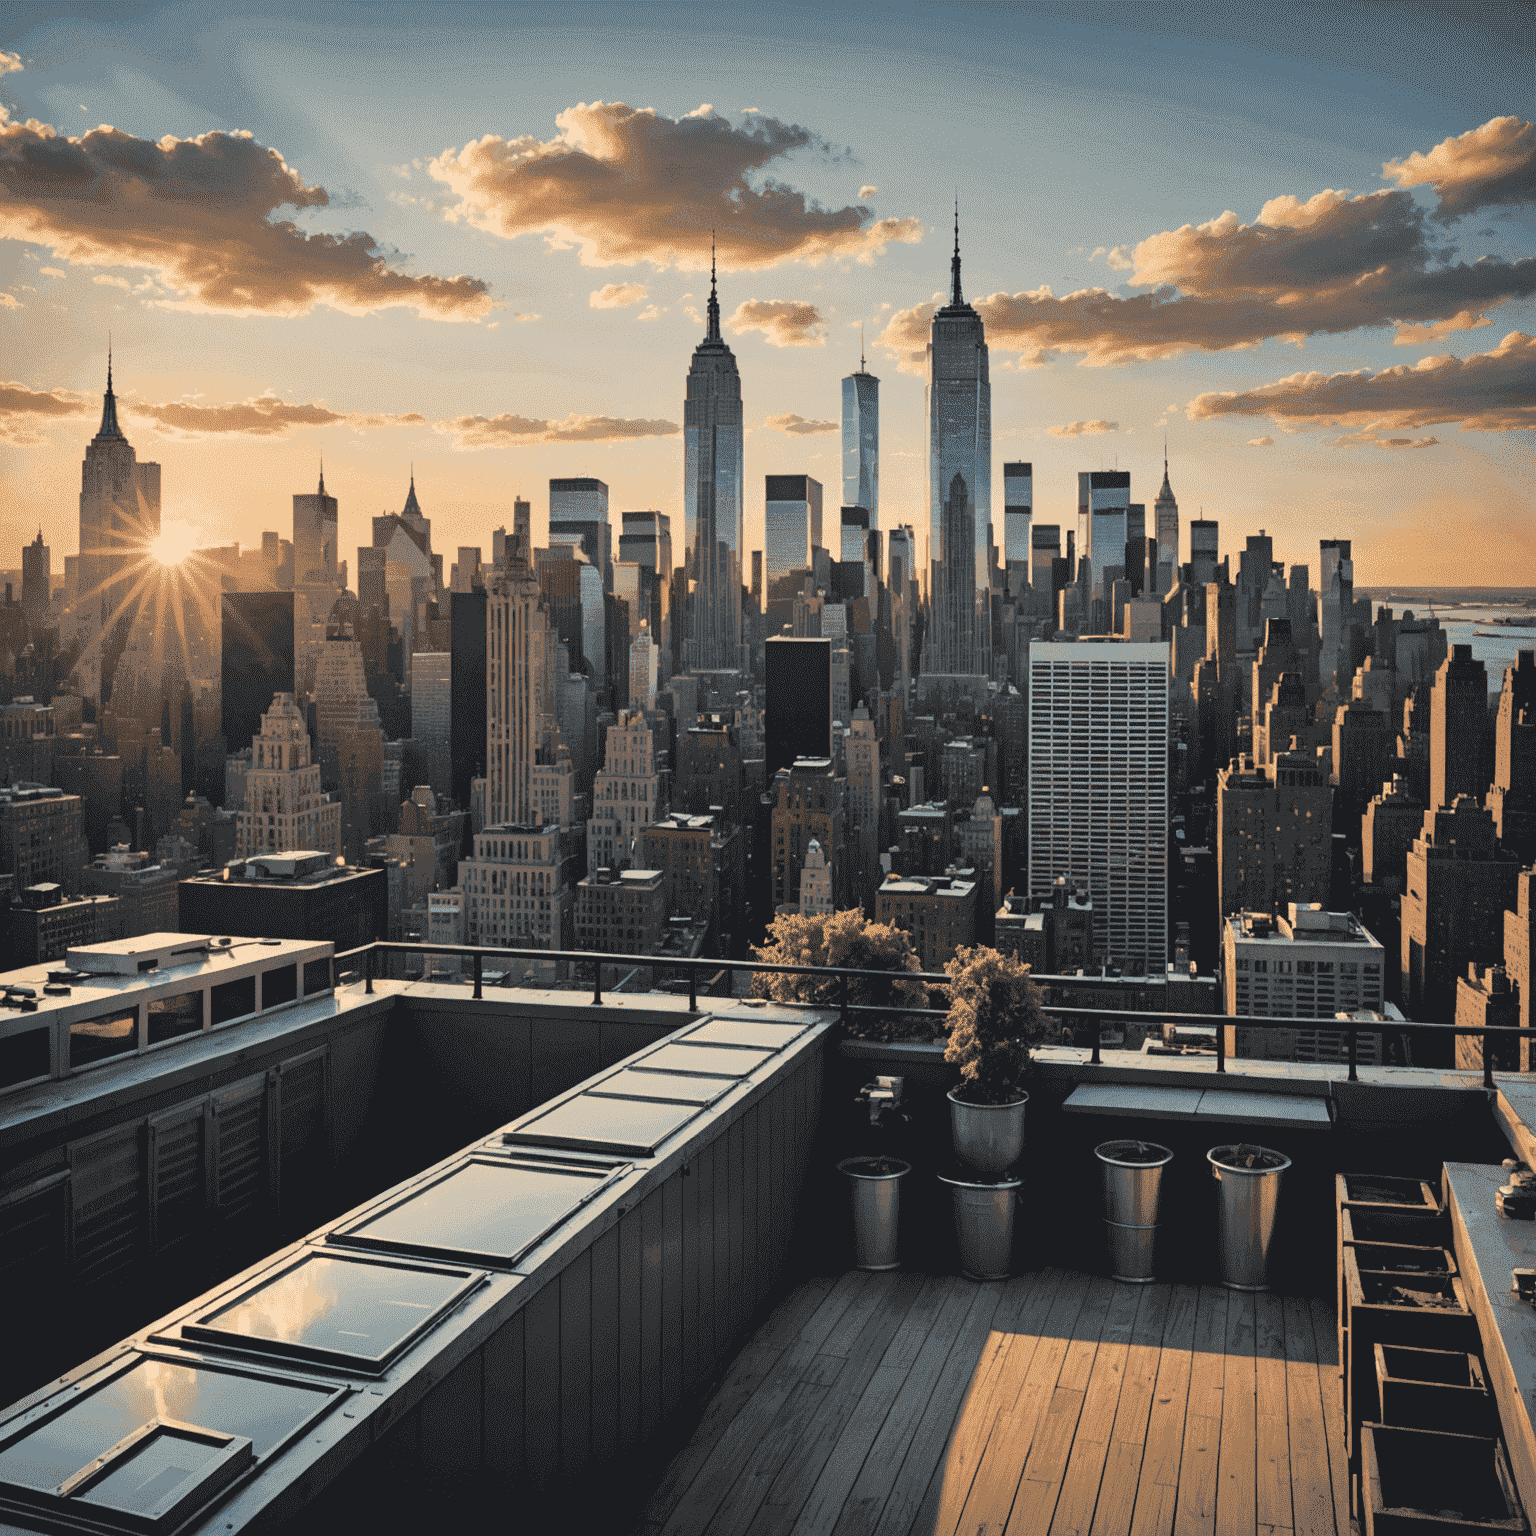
[
  {"left": 995, "top": 879, "right": 1095, "bottom": 973},
  {"left": 1217, "top": 750, "right": 1333, "bottom": 919},
  {"left": 771, "top": 758, "right": 847, "bottom": 914},
  {"left": 643, "top": 811, "right": 743, "bottom": 954},
  {"left": 1002, "top": 463, "right": 1032, "bottom": 574},
  {"left": 449, "top": 589, "right": 488, "bottom": 815},
  {"left": 21, "top": 530, "right": 49, "bottom": 634},
  {"left": 877, "top": 868, "right": 978, "bottom": 970},
  {"left": 1362, "top": 774, "right": 1427, "bottom": 892},
  {"left": 1455, "top": 963, "right": 1522, "bottom": 1072},
  {"left": 841, "top": 359, "right": 879, "bottom": 524},
  {"left": 1430, "top": 644, "right": 1489, "bottom": 811},
  {"left": 575, "top": 866, "right": 667, "bottom": 955},
  {"left": 549, "top": 478, "right": 611, "bottom": 591},
  {"left": 923, "top": 215, "right": 991, "bottom": 679},
  {"left": 764, "top": 476, "right": 823, "bottom": 599},
  {"left": 235, "top": 693, "right": 342, "bottom": 860},
  {"left": 7, "top": 886, "right": 121, "bottom": 964},
  {"left": 179, "top": 852, "right": 386, "bottom": 951},
  {"left": 1506, "top": 869, "right": 1535, "bottom": 1053},
  {"left": 765, "top": 636, "right": 831, "bottom": 781},
  {"left": 1403, "top": 796, "right": 1522, "bottom": 1024},
  {"left": 487, "top": 531, "right": 556, "bottom": 830},
  {"left": 1188, "top": 519, "right": 1219, "bottom": 588},
  {"left": 682, "top": 260, "right": 744, "bottom": 673},
  {"left": 798, "top": 839, "right": 834, "bottom": 917},
  {"left": 450, "top": 546, "right": 482, "bottom": 593},
  {"left": 411, "top": 652, "right": 452, "bottom": 801},
  {"left": 459, "top": 822, "right": 570, "bottom": 950},
  {"left": 313, "top": 634, "right": 385, "bottom": 863},
  {"left": 292, "top": 467, "right": 338, "bottom": 590},
  {"left": 846, "top": 704, "right": 881, "bottom": 912},
  {"left": 221, "top": 592, "right": 295, "bottom": 758},
  {"left": 630, "top": 623, "right": 659, "bottom": 712},
  {"left": 0, "top": 784, "right": 89, "bottom": 895},
  {"left": 1028, "top": 639, "right": 1169, "bottom": 970},
  {"left": 1153, "top": 453, "right": 1178, "bottom": 578},
  {"left": 0, "top": 698, "right": 56, "bottom": 787},
  {"left": 676, "top": 715, "right": 746, "bottom": 825},
  {"left": 840, "top": 505, "right": 870, "bottom": 570},
  {"left": 1031, "top": 525, "right": 1060, "bottom": 598},
  {"left": 587, "top": 710, "right": 665, "bottom": 873},
  {"left": 1076, "top": 471, "right": 1131, "bottom": 599},
  {"left": 80, "top": 847, "right": 179, "bottom": 937},
  {"left": 1490, "top": 649, "right": 1536, "bottom": 863}
]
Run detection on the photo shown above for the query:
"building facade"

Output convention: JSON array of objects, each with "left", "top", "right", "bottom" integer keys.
[
  {"left": 575, "top": 866, "right": 667, "bottom": 955},
  {"left": 587, "top": 710, "right": 665, "bottom": 873},
  {"left": 459, "top": 823, "right": 569, "bottom": 951},
  {"left": 0, "top": 784, "right": 89, "bottom": 894},
  {"left": 877, "top": 869, "right": 977, "bottom": 970},
  {"left": 841, "top": 363, "right": 879, "bottom": 524},
  {"left": 1217, "top": 750, "right": 1332, "bottom": 919},
  {"left": 234, "top": 693, "right": 342, "bottom": 860}
]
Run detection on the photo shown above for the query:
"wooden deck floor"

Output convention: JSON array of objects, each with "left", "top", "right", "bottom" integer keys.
[{"left": 637, "top": 1268, "right": 1347, "bottom": 1536}]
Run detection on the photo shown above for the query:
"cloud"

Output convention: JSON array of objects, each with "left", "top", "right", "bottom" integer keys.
[
  {"left": 859, "top": 185, "right": 878, "bottom": 199},
  {"left": 513, "top": 312, "right": 540, "bottom": 322},
  {"left": 1326, "top": 426, "right": 1440, "bottom": 449},
  {"left": 764, "top": 412, "right": 836, "bottom": 435},
  {"left": 131, "top": 394, "right": 428, "bottom": 437},
  {"left": 728, "top": 298, "right": 827, "bottom": 346},
  {"left": 428, "top": 101, "right": 922, "bottom": 270},
  {"left": 1105, "top": 246, "right": 1133, "bottom": 271},
  {"left": 0, "top": 116, "right": 494, "bottom": 319},
  {"left": 0, "top": 291, "right": 20, "bottom": 308},
  {"left": 1187, "top": 331, "right": 1535, "bottom": 432},
  {"left": 1048, "top": 419, "right": 1118, "bottom": 437},
  {"left": 1383, "top": 116, "right": 1536, "bottom": 222},
  {"left": 92, "top": 274, "right": 131, "bottom": 289},
  {"left": 1248, "top": 435, "right": 1274, "bottom": 446},
  {"left": 875, "top": 159, "right": 1536, "bottom": 371},
  {"left": 39, "top": 266, "right": 64, "bottom": 278},
  {"left": 436, "top": 412, "right": 680, "bottom": 450},
  {"left": 637, "top": 304, "right": 660, "bottom": 321},
  {"left": 1392, "top": 310, "right": 1492, "bottom": 346},
  {"left": 0, "top": 51, "right": 21, "bottom": 77},
  {"left": 590, "top": 281, "right": 647, "bottom": 308}
]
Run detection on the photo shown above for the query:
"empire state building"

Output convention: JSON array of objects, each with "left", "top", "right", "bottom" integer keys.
[
  {"left": 682, "top": 254, "right": 744, "bottom": 673},
  {"left": 922, "top": 213, "right": 991, "bottom": 680}
]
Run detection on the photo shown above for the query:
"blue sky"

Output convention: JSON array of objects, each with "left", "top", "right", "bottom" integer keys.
[{"left": 2, "top": 0, "right": 1531, "bottom": 585}]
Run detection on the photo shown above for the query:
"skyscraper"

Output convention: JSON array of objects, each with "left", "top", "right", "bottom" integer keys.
[
  {"left": 21, "top": 530, "right": 50, "bottom": 634},
  {"left": 1076, "top": 471, "right": 1131, "bottom": 598},
  {"left": 235, "top": 693, "right": 341, "bottom": 859},
  {"left": 1003, "top": 462, "right": 1032, "bottom": 571},
  {"left": 1153, "top": 451, "right": 1179, "bottom": 578},
  {"left": 486, "top": 528, "right": 556, "bottom": 829},
  {"left": 550, "top": 478, "right": 612, "bottom": 591},
  {"left": 293, "top": 466, "right": 339, "bottom": 590},
  {"left": 923, "top": 209, "right": 991, "bottom": 678},
  {"left": 221, "top": 591, "right": 296, "bottom": 758},
  {"left": 1028, "top": 638, "right": 1169, "bottom": 969},
  {"left": 412, "top": 652, "right": 452, "bottom": 800},
  {"left": 764, "top": 475, "right": 822, "bottom": 599},
  {"left": 449, "top": 588, "right": 488, "bottom": 815},
  {"left": 682, "top": 252, "right": 744, "bottom": 673},
  {"left": 765, "top": 636, "right": 832, "bottom": 780},
  {"left": 841, "top": 354, "right": 879, "bottom": 524},
  {"left": 1430, "top": 643, "right": 1489, "bottom": 810}
]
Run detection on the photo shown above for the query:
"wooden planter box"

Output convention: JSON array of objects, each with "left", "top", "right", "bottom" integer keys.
[
  {"left": 1344, "top": 1258, "right": 1476, "bottom": 1464},
  {"left": 1361, "top": 1423, "right": 1525, "bottom": 1536},
  {"left": 1337, "top": 1241, "right": 1461, "bottom": 1371},
  {"left": 1374, "top": 1344, "right": 1498, "bottom": 1442}
]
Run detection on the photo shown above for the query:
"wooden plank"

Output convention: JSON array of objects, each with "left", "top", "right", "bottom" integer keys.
[
  {"left": 926, "top": 1269, "right": 1072, "bottom": 1536},
  {"left": 656, "top": 1273, "right": 879, "bottom": 1536},
  {"left": 791, "top": 1274, "right": 956, "bottom": 1536},
  {"left": 742, "top": 1271, "right": 930, "bottom": 1536},
  {"left": 1214, "top": 1290, "right": 1257, "bottom": 1536},
  {"left": 1309, "top": 1297, "right": 1348, "bottom": 1534},
  {"left": 1281, "top": 1295, "right": 1337, "bottom": 1536},
  {"left": 589, "top": 1223, "right": 621, "bottom": 1463},
  {"left": 1004, "top": 1277, "right": 1131, "bottom": 1536},
  {"left": 1132, "top": 1285, "right": 1199, "bottom": 1514},
  {"left": 1253, "top": 1292, "right": 1292, "bottom": 1534},
  {"left": 1089, "top": 1285, "right": 1174, "bottom": 1536},
  {"left": 839, "top": 1279, "right": 1006, "bottom": 1536},
  {"left": 559, "top": 1245, "right": 593, "bottom": 1476},
  {"left": 1171, "top": 1286, "right": 1230, "bottom": 1536}
]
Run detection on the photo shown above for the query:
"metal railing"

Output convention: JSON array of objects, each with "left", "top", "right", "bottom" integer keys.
[{"left": 332, "top": 941, "right": 1536, "bottom": 1092}]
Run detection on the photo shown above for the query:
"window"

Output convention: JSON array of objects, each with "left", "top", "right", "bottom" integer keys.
[
  {"left": 148, "top": 990, "right": 203, "bottom": 1046},
  {"left": 0, "top": 1026, "right": 50, "bottom": 1089},
  {"left": 70, "top": 1007, "right": 138, "bottom": 1069},
  {"left": 211, "top": 974, "right": 257, "bottom": 1026},
  {"left": 262, "top": 964, "right": 299, "bottom": 1008}
]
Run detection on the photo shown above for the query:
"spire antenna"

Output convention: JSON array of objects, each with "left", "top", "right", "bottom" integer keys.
[
  {"left": 949, "top": 194, "right": 963, "bottom": 306},
  {"left": 706, "top": 229, "right": 722, "bottom": 341},
  {"left": 860, "top": 325, "right": 866, "bottom": 371}
]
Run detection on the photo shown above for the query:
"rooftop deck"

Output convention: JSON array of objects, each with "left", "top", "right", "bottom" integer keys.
[{"left": 641, "top": 1269, "right": 1345, "bottom": 1536}]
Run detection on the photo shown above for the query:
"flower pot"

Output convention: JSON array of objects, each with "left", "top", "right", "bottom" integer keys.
[
  {"left": 948, "top": 1089, "right": 1027, "bottom": 1175},
  {"left": 1208, "top": 1143, "right": 1290, "bottom": 1291},
  {"left": 1095, "top": 1140, "right": 1173, "bottom": 1283},
  {"left": 938, "top": 1169, "right": 1022, "bottom": 1280},
  {"left": 839, "top": 1156, "right": 910, "bottom": 1271}
]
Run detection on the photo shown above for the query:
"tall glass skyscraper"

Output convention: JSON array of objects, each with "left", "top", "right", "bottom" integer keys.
[
  {"left": 923, "top": 214, "right": 991, "bottom": 678},
  {"left": 683, "top": 258, "right": 744, "bottom": 673},
  {"left": 841, "top": 358, "right": 879, "bottom": 525},
  {"left": 764, "top": 475, "right": 822, "bottom": 601}
]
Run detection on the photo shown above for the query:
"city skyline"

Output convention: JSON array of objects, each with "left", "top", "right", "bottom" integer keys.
[{"left": 1, "top": 1, "right": 1531, "bottom": 587}]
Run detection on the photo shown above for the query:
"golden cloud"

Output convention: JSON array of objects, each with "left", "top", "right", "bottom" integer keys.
[
  {"left": 1326, "top": 427, "right": 1440, "bottom": 449},
  {"left": 0, "top": 117, "right": 493, "bottom": 319},
  {"left": 764, "top": 413, "right": 836, "bottom": 435},
  {"left": 1048, "top": 419, "right": 1118, "bottom": 437},
  {"left": 590, "top": 282, "right": 648, "bottom": 308},
  {"left": 436, "top": 412, "right": 680, "bottom": 450},
  {"left": 1187, "top": 331, "right": 1535, "bottom": 432},
  {"left": 729, "top": 298, "right": 827, "bottom": 347},
  {"left": 429, "top": 101, "right": 922, "bottom": 270},
  {"left": 1383, "top": 116, "right": 1536, "bottom": 221}
]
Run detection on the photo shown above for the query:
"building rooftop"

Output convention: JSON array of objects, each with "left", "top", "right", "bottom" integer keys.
[{"left": 1228, "top": 905, "right": 1382, "bottom": 946}]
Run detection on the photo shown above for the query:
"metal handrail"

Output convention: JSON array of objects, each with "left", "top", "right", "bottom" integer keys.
[{"left": 334, "top": 940, "right": 1533, "bottom": 1091}]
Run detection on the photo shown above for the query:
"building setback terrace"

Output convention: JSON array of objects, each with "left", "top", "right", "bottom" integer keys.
[{"left": 0, "top": 938, "right": 1532, "bottom": 1536}]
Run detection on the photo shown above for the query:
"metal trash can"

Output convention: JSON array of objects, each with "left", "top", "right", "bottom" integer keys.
[
  {"left": 1208, "top": 1143, "right": 1291, "bottom": 1290},
  {"left": 839, "top": 1156, "right": 910, "bottom": 1270},
  {"left": 937, "top": 1170, "right": 1022, "bottom": 1280},
  {"left": 1096, "top": 1140, "right": 1173, "bottom": 1282}
]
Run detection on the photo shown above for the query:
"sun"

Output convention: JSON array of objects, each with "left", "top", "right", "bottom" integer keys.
[{"left": 147, "top": 519, "right": 202, "bottom": 567}]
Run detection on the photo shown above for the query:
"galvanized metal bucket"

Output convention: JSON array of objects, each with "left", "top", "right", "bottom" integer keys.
[
  {"left": 839, "top": 1156, "right": 910, "bottom": 1271},
  {"left": 1095, "top": 1140, "right": 1174, "bottom": 1283},
  {"left": 1208, "top": 1144, "right": 1291, "bottom": 1290},
  {"left": 938, "top": 1170, "right": 1022, "bottom": 1280},
  {"left": 948, "top": 1090, "right": 1028, "bottom": 1175}
]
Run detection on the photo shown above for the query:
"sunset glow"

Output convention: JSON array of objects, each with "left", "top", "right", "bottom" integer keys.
[{"left": 148, "top": 520, "right": 202, "bottom": 567}]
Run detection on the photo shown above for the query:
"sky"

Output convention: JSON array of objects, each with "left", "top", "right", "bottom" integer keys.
[{"left": 1, "top": 0, "right": 1532, "bottom": 589}]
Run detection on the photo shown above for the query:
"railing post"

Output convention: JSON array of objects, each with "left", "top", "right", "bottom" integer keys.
[
  {"left": 364, "top": 945, "right": 373, "bottom": 995},
  {"left": 725, "top": 965, "right": 733, "bottom": 1000},
  {"left": 1485, "top": 1029, "right": 1495, "bottom": 1090},
  {"left": 1216, "top": 1017, "right": 1226, "bottom": 1074},
  {"left": 1347, "top": 1027, "right": 1359, "bottom": 1083},
  {"left": 840, "top": 972, "right": 849, "bottom": 1028},
  {"left": 688, "top": 964, "right": 697, "bottom": 1012},
  {"left": 1090, "top": 1014, "right": 1101, "bottom": 1066},
  {"left": 592, "top": 959, "right": 603, "bottom": 1007},
  {"left": 473, "top": 952, "right": 482, "bottom": 1002}
]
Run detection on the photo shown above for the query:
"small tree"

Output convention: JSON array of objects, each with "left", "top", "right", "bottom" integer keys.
[
  {"left": 750, "top": 909, "right": 933, "bottom": 1040},
  {"left": 944, "top": 945, "right": 1047, "bottom": 1104}
]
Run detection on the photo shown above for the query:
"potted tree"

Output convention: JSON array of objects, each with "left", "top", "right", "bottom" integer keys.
[
  {"left": 938, "top": 947, "right": 1046, "bottom": 1281},
  {"left": 943, "top": 946, "right": 1045, "bottom": 1172}
]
